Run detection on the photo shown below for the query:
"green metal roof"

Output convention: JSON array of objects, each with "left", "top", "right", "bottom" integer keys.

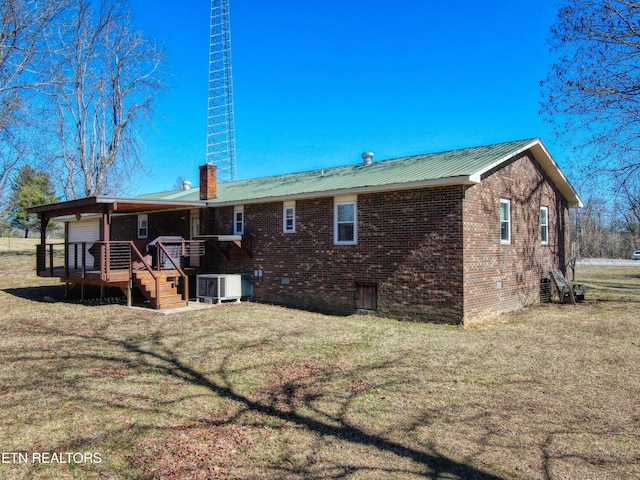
[{"left": 136, "top": 138, "right": 582, "bottom": 208}]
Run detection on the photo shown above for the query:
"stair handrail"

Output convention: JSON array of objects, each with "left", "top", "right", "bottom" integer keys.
[
  {"left": 130, "top": 242, "right": 161, "bottom": 308},
  {"left": 157, "top": 241, "right": 189, "bottom": 303}
]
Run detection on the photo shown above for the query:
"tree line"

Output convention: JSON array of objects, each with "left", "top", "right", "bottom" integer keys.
[{"left": 572, "top": 188, "right": 639, "bottom": 259}]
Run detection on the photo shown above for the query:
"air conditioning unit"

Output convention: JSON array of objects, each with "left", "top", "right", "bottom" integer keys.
[{"left": 197, "top": 274, "right": 245, "bottom": 303}]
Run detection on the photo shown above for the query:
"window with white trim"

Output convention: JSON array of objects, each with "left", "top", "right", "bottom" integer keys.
[
  {"left": 283, "top": 201, "right": 296, "bottom": 233},
  {"left": 234, "top": 205, "right": 244, "bottom": 235},
  {"left": 334, "top": 197, "right": 357, "bottom": 245},
  {"left": 137, "top": 214, "right": 148, "bottom": 239},
  {"left": 500, "top": 199, "right": 511, "bottom": 244},
  {"left": 540, "top": 206, "right": 549, "bottom": 245}
]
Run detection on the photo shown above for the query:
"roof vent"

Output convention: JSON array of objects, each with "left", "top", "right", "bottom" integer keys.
[
  {"left": 182, "top": 180, "right": 192, "bottom": 191},
  {"left": 361, "top": 151, "right": 374, "bottom": 166}
]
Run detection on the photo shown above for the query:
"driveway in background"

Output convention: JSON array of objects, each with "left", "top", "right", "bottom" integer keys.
[{"left": 576, "top": 258, "right": 640, "bottom": 267}]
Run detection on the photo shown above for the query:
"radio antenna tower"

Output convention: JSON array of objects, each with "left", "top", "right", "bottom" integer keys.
[{"left": 207, "top": 0, "right": 236, "bottom": 182}]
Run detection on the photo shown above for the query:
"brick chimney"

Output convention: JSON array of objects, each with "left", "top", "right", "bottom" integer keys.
[{"left": 199, "top": 162, "right": 217, "bottom": 200}]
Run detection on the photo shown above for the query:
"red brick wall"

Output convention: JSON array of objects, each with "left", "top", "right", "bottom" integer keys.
[
  {"left": 106, "top": 153, "right": 570, "bottom": 324},
  {"left": 110, "top": 210, "right": 192, "bottom": 260},
  {"left": 111, "top": 210, "right": 190, "bottom": 244},
  {"left": 462, "top": 153, "right": 569, "bottom": 322},
  {"left": 211, "top": 186, "right": 466, "bottom": 323}
]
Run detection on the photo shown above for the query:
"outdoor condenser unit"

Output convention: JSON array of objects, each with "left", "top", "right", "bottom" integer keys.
[{"left": 197, "top": 274, "right": 247, "bottom": 303}]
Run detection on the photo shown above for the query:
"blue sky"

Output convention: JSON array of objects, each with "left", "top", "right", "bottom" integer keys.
[{"left": 132, "top": 1, "right": 563, "bottom": 194}]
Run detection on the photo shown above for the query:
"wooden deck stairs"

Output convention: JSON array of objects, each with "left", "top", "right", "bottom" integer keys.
[{"left": 132, "top": 270, "right": 188, "bottom": 310}]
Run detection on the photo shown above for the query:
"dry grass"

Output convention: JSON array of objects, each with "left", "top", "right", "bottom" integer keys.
[
  {"left": 0, "top": 248, "right": 639, "bottom": 479},
  {"left": 0, "top": 237, "right": 40, "bottom": 252}
]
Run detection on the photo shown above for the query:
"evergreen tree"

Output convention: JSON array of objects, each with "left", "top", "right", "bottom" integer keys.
[{"left": 7, "top": 165, "right": 58, "bottom": 238}]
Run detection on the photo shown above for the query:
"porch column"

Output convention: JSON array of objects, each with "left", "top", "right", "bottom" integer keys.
[
  {"left": 40, "top": 215, "right": 50, "bottom": 245},
  {"left": 101, "top": 211, "right": 110, "bottom": 241},
  {"left": 38, "top": 215, "right": 50, "bottom": 273},
  {"left": 101, "top": 210, "right": 112, "bottom": 280}
]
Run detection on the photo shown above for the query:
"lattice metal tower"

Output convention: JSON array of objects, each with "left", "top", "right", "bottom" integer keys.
[{"left": 207, "top": 0, "right": 236, "bottom": 182}]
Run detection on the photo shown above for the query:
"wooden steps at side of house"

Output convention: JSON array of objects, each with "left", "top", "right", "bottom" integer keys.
[{"left": 132, "top": 270, "right": 188, "bottom": 310}]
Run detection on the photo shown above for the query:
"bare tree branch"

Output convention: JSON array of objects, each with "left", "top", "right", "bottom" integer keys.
[
  {"left": 542, "top": 0, "right": 640, "bottom": 186},
  {"left": 40, "top": 0, "right": 167, "bottom": 199},
  {"left": 0, "top": 0, "right": 69, "bottom": 203}
]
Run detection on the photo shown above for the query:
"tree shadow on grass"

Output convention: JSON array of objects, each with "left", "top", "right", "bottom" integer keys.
[{"left": 23, "top": 325, "right": 505, "bottom": 480}]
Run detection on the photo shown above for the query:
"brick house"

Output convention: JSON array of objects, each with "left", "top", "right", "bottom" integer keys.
[{"left": 30, "top": 138, "right": 582, "bottom": 323}]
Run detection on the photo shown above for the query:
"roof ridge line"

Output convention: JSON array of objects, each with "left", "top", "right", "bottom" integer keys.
[{"left": 218, "top": 137, "right": 540, "bottom": 185}]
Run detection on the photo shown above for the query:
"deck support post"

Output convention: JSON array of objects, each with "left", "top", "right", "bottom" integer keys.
[
  {"left": 126, "top": 282, "right": 132, "bottom": 307},
  {"left": 117, "top": 281, "right": 133, "bottom": 307}
]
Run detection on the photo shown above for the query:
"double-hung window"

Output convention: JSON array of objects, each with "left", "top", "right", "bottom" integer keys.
[
  {"left": 234, "top": 205, "right": 244, "bottom": 235},
  {"left": 540, "top": 206, "right": 549, "bottom": 245},
  {"left": 137, "top": 214, "right": 148, "bottom": 239},
  {"left": 500, "top": 199, "right": 511, "bottom": 244},
  {"left": 283, "top": 201, "right": 296, "bottom": 233},
  {"left": 334, "top": 197, "right": 357, "bottom": 245}
]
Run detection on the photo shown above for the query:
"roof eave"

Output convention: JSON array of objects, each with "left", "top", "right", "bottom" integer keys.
[
  {"left": 28, "top": 195, "right": 206, "bottom": 219},
  {"left": 474, "top": 138, "right": 583, "bottom": 208},
  {"left": 528, "top": 141, "right": 584, "bottom": 208}
]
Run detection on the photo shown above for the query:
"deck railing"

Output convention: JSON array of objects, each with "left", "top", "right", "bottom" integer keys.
[
  {"left": 157, "top": 243, "right": 188, "bottom": 303},
  {"left": 36, "top": 242, "right": 65, "bottom": 274},
  {"left": 36, "top": 239, "right": 205, "bottom": 286}
]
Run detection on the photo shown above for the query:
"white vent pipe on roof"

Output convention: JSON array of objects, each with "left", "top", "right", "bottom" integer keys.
[
  {"left": 182, "top": 180, "right": 192, "bottom": 191},
  {"left": 362, "top": 151, "right": 374, "bottom": 166}
]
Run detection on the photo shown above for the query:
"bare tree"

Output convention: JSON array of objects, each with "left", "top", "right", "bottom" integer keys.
[
  {"left": 0, "top": 129, "right": 26, "bottom": 206},
  {"left": 618, "top": 180, "right": 640, "bottom": 249},
  {"left": 542, "top": 0, "right": 640, "bottom": 187},
  {"left": 0, "top": 0, "right": 68, "bottom": 203},
  {"left": 42, "top": 0, "right": 166, "bottom": 199},
  {"left": 572, "top": 194, "right": 607, "bottom": 258},
  {"left": 570, "top": 183, "right": 640, "bottom": 258},
  {"left": 173, "top": 175, "right": 187, "bottom": 190}
]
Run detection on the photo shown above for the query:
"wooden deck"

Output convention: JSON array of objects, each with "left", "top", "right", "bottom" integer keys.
[
  {"left": 39, "top": 267, "right": 198, "bottom": 310},
  {"left": 35, "top": 240, "right": 205, "bottom": 309},
  {"left": 38, "top": 267, "right": 131, "bottom": 284}
]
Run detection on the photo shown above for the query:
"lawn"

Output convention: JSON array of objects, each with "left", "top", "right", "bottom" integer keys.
[{"left": 1, "top": 242, "right": 639, "bottom": 479}]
